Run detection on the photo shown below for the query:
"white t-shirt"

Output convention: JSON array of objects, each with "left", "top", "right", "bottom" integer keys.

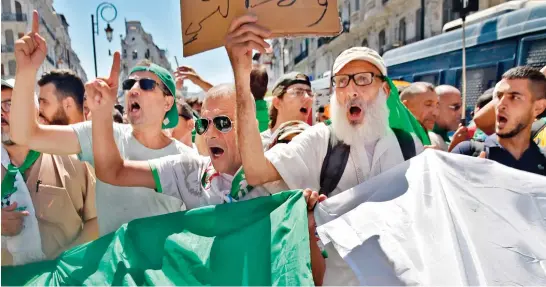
[
  {"left": 260, "top": 129, "right": 273, "bottom": 151},
  {"left": 265, "top": 123, "right": 405, "bottom": 197},
  {"left": 148, "top": 154, "right": 273, "bottom": 209},
  {"left": 73, "top": 122, "right": 193, "bottom": 235}
]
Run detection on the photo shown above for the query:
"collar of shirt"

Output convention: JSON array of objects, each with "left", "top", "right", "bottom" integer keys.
[{"left": 484, "top": 134, "right": 546, "bottom": 175}]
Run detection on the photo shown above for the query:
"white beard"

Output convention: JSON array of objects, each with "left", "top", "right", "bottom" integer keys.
[{"left": 329, "top": 89, "right": 389, "bottom": 146}]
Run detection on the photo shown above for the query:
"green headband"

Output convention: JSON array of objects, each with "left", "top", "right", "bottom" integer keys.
[{"left": 130, "top": 64, "right": 178, "bottom": 129}]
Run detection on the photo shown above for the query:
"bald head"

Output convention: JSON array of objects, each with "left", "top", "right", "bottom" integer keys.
[
  {"left": 434, "top": 85, "right": 462, "bottom": 131},
  {"left": 203, "top": 84, "right": 236, "bottom": 107},
  {"left": 399, "top": 82, "right": 435, "bottom": 101},
  {"left": 435, "top": 85, "right": 461, "bottom": 98}
]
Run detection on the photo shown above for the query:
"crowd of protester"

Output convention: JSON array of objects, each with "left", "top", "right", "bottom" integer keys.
[{"left": 2, "top": 11, "right": 546, "bottom": 285}]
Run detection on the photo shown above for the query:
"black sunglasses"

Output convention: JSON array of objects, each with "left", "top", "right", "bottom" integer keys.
[
  {"left": 122, "top": 78, "right": 171, "bottom": 95},
  {"left": 195, "top": 115, "right": 233, "bottom": 135}
]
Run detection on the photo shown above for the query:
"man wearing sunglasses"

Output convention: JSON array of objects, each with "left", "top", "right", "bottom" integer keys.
[
  {"left": 429, "top": 85, "right": 462, "bottom": 151},
  {"left": 8, "top": 12, "right": 192, "bottom": 236}
]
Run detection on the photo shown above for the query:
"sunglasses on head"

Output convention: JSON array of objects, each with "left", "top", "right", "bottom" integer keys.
[
  {"left": 448, "top": 104, "right": 462, "bottom": 111},
  {"left": 195, "top": 115, "right": 233, "bottom": 135},
  {"left": 122, "top": 78, "right": 171, "bottom": 95}
]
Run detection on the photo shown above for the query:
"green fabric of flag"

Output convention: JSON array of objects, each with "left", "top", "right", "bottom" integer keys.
[
  {"left": 1, "top": 191, "right": 313, "bottom": 286},
  {"left": 255, "top": 99, "right": 270, "bottom": 132},
  {"left": 385, "top": 77, "right": 431, "bottom": 146}
]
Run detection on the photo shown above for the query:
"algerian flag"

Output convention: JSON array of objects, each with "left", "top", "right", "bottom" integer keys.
[
  {"left": 2, "top": 191, "right": 313, "bottom": 286},
  {"left": 315, "top": 151, "right": 546, "bottom": 285},
  {"left": 385, "top": 77, "right": 431, "bottom": 145}
]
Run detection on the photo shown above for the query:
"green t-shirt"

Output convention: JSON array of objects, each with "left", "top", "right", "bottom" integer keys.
[{"left": 255, "top": 99, "right": 270, "bottom": 133}]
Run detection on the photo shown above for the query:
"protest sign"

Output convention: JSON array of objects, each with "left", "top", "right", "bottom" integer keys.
[{"left": 181, "top": 0, "right": 341, "bottom": 57}]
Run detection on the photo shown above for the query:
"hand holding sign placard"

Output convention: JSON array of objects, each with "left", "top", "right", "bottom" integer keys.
[{"left": 181, "top": 0, "right": 341, "bottom": 57}]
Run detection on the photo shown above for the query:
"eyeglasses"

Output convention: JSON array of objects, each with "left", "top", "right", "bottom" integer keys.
[
  {"left": 195, "top": 115, "right": 233, "bottom": 135},
  {"left": 448, "top": 104, "right": 461, "bottom": 111},
  {"left": 331, "top": 72, "right": 384, "bottom": 88},
  {"left": 122, "top": 78, "right": 171, "bottom": 95},
  {"left": 286, "top": 88, "right": 314, "bottom": 98},
  {"left": 1, "top": 100, "right": 11, "bottom": 113}
]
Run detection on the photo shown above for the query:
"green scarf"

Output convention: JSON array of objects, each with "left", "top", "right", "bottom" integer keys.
[
  {"left": 432, "top": 124, "right": 451, "bottom": 143},
  {"left": 1, "top": 150, "right": 41, "bottom": 207}
]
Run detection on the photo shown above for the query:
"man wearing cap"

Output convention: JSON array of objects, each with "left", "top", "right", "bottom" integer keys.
[
  {"left": 225, "top": 15, "right": 406, "bottom": 197},
  {"left": 260, "top": 72, "right": 313, "bottom": 150},
  {"left": 2, "top": 78, "right": 97, "bottom": 265},
  {"left": 9, "top": 12, "right": 192, "bottom": 235}
]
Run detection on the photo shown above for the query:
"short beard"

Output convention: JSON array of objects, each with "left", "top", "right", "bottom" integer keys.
[
  {"left": 497, "top": 122, "right": 526, "bottom": 139},
  {"left": 329, "top": 89, "right": 390, "bottom": 146},
  {"left": 41, "top": 107, "right": 69, "bottom": 125},
  {"left": 2, "top": 131, "right": 15, "bottom": 146}
]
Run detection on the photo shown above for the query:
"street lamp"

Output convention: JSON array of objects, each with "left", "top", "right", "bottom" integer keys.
[{"left": 91, "top": 2, "right": 117, "bottom": 77}]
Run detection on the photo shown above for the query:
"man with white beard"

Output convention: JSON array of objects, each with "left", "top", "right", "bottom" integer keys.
[{"left": 226, "top": 15, "right": 406, "bottom": 196}]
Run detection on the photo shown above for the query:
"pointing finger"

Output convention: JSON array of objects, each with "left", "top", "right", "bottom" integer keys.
[
  {"left": 108, "top": 51, "right": 121, "bottom": 84},
  {"left": 32, "top": 10, "right": 39, "bottom": 34}
]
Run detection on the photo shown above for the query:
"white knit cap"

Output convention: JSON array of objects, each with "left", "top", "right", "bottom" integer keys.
[
  {"left": 2, "top": 78, "right": 39, "bottom": 108},
  {"left": 332, "top": 47, "right": 387, "bottom": 76}
]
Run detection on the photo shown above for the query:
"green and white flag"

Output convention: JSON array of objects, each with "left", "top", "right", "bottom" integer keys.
[{"left": 2, "top": 191, "right": 313, "bottom": 286}]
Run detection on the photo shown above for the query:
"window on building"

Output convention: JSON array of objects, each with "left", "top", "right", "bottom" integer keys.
[
  {"left": 8, "top": 60, "right": 16, "bottom": 76},
  {"left": 15, "top": 1, "right": 22, "bottom": 21},
  {"left": 1, "top": 64, "right": 4, "bottom": 76},
  {"left": 132, "top": 50, "right": 138, "bottom": 60},
  {"left": 2, "top": 0, "right": 11, "bottom": 14},
  {"left": 354, "top": 0, "right": 360, "bottom": 11},
  {"left": 132, "top": 37, "right": 135, "bottom": 41},
  {"left": 378, "top": 30, "right": 385, "bottom": 55},
  {"left": 145, "top": 49, "right": 150, "bottom": 59},
  {"left": 398, "top": 18, "right": 406, "bottom": 44},
  {"left": 123, "top": 49, "right": 127, "bottom": 58},
  {"left": 416, "top": 8, "right": 423, "bottom": 40},
  {"left": 362, "top": 38, "right": 368, "bottom": 47},
  {"left": 5, "top": 30, "right": 14, "bottom": 47}
]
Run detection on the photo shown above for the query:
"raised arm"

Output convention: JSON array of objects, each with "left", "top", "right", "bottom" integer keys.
[
  {"left": 10, "top": 10, "right": 81, "bottom": 155},
  {"left": 473, "top": 98, "right": 497, "bottom": 135},
  {"left": 88, "top": 52, "right": 155, "bottom": 189},
  {"left": 225, "top": 15, "right": 280, "bottom": 186},
  {"left": 175, "top": 66, "right": 213, "bottom": 92}
]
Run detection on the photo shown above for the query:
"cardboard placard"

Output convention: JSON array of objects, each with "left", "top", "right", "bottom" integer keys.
[{"left": 181, "top": 0, "right": 341, "bottom": 57}]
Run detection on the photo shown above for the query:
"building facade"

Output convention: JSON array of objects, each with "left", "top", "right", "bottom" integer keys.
[
  {"left": 1, "top": 0, "right": 87, "bottom": 82},
  {"left": 118, "top": 20, "right": 172, "bottom": 103},
  {"left": 269, "top": 0, "right": 512, "bottom": 83}
]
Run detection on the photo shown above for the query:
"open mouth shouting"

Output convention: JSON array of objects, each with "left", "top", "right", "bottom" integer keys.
[
  {"left": 128, "top": 99, "right": 141, "bottom": 116},
  {"left": 209, "top": 145, "right": 225, "bottom": 159},
  {"left": 348, "top": 105, "right": 363, "bottom": 121},
  {"left": 497, "top": 114, "right": 508, "bottom": 129},
  {"left": 300, "top": 107, "right": 309, "bottom": 115}
]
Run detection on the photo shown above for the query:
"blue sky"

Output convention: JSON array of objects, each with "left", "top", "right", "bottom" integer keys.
[{"left": 53, "top": 0, "right": 234, "bottom": 92}]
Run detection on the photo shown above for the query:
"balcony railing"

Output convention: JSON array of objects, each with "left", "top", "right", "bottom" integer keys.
[
  {"left": 294, "top": 50, "right": 308, "bottom": 65},
  {"left": 1, "top": 45, "right": 14, "bottom": 53},
  {"left": 40, "top": 17, "right": 56, "bottom": 40},
  {"left": 1, "top": 13, "right": 27, "bottom": 22}
]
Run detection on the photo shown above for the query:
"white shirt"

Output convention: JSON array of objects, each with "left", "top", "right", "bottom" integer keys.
[
  {"left": 260, "top": 129, "right": 273, "bottom": 151},
  {"left": 149, "top": 154, "right": 273, "bottom": 210},
  {"left": 265, "top": 123, "right": 405, "bottom": 196},
  {"left": 73, "top": 122, "right": 193, "bottom": 235}
]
